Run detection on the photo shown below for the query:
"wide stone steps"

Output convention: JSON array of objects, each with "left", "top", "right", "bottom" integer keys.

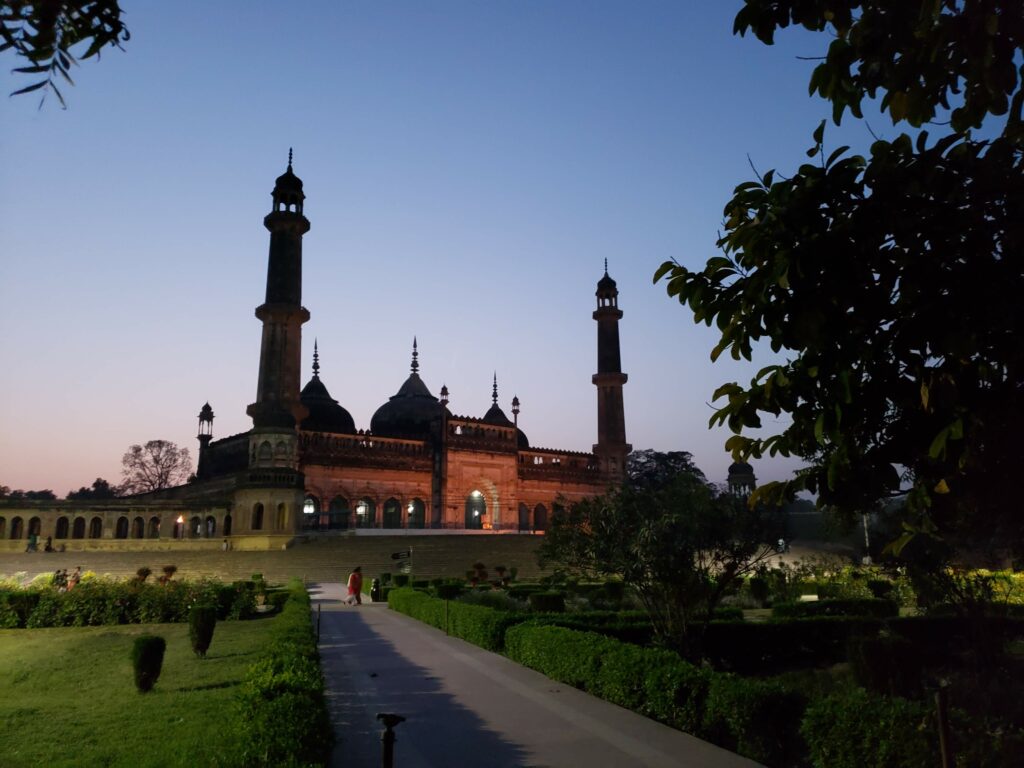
[{"left": 0, "top": 534, "right": 552, "bottom": 585}]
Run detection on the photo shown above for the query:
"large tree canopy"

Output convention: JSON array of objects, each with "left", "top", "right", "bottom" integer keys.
[
  {"left": 539, "top": 452, "right": 778, "bottom": 658},
  {"left": 120, "top": 440, "right": 191, "bottom": 495},
  {"left": 657, "top": 1, "right": 1024, "bottom": 560},
  {"left": 1, "top": 0, "right": 128, "bottom": 106}
]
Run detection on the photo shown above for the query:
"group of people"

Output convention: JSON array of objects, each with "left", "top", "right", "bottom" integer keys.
[
  {"left": 52, "top": 566, "right": 82, "bottom": 592},
  {"left": 25, "top": 535, "right": 60, "bottom": 553}
]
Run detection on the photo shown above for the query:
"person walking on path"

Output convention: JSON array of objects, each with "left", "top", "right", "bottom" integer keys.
[{"left": 344, "top": 566, "right": 363, "bottom": 605}]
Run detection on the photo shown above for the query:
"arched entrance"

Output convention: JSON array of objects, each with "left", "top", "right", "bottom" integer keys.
[
  {"left": 132, "top": 516, "right": 145, "bottom": 539},
  {"left": 383, "top": 498, "right": 402, "bottom": 529},
  {"left": 355, "top": 498, "right": 376, "bottom": 528},
  {"left": 0, "top": 518, "right": 6, "bottom": 539},
  {"left": 72, "top": 517, "right": 86, "bottom": 539},
  {"left": 518, "top": 503, "right": 530, "bottom": 532},
  {"left": 465, "top": 491, "right": 486, "bottom": 529},
  {"left": 534, "top": 503, "right": 548, "bottom": 531},
  {"left": 276, "top": 503, "right": 287, "bottom": 531},
  {"left": 148, "top": 516, "right": 161, "bottom": 538},
  {"left": 55, "top": 517, "right": 69, "bottom": 539},
  {"left": 116, "top": 517, "right": 130, "bottom": 539},
  {"left": 251, "top": 503, "right": 264, "bottom": 531},
  {"left": 89, "top": 517, "right": 103, "bottom": 539},
  {"left": 10, "top": 517, "right": 23, "bottom": 539},
  {"left": 329, "top": 496, "right": 350, "bottom": 530},
  {"left": 223, "top": 514, "right": 232, "bottom": 536},
  {"left": 28, "top": 517, "right": 41, "bottom": 536},
  {"left": 190, "top": 516, "right": 202, "bottom": 538},
  {"left": 407, "top": 498, "right": 425, "bottom": 529},
  {"left": 302, "top": 495, "right": 320, "bottom": 531},
  {"left": 205, "top": 516, "right": 216, "bottom": 537}
]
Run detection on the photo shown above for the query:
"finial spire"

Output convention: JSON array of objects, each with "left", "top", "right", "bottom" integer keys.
[
  {"left": 312, "top": 338, "right": 320, "bottom": 378},
  {"left": 492, "top": 372, "right": 498, "bottom": 405},
  {"left": 604, "top": 257, "right": 608, "bottom": 274},
  {"left": 411, "top": 337, "right": 419, "bottom": 374},
  {"left": 288, "top": 147, "right": 293, "bottom": 171}
]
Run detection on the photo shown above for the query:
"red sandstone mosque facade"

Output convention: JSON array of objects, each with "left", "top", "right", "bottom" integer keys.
[{"left": 188, "top": 155, "right": 631, "bottom": 536}]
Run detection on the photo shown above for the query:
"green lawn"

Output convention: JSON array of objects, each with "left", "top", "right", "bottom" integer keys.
[{"left": 0, "top": 617, "right": 274, "bottom": 767}]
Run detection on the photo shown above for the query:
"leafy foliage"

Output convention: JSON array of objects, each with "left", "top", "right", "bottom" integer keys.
[
  {"left": 120, "top": 440, "right": 192, "bottom": 495},
  {"left": 0, "top": 486, "right": 56, "bottom": 500},
  {"left": 656, "top": 1, "right": 1024, "bottom": 562},
  {"left": 66, "top": 477, "right": 118, "bottom": 500},
  {"left": 538, "top": 463, "right": 778, "bottom": 658},
  {"left": 626, "top": 449, "right": 705, "bottom": 488},
  {"left": 1, "top": 0, "right": 129, "bottom": 107}
]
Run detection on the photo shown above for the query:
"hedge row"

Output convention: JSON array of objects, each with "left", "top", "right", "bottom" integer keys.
[
  {"left": 504, "top": 624, "right": 805, "bottom": 766},
  {"left": 236, "top": 580, "right": 333, "bottom": 767},
  {"left": 0, "top": 580, "right": 257, "bottom": 628},
  {"left": 772, "top": 597, "right": 899, "bottom": 619},
  {"left": 388, "top": 588, "right": 529, "bottom": 651}
]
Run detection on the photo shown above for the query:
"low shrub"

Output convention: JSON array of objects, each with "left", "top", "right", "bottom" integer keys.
[
  {"left": 189, "top": 604, "right": 218, "bottom": 658},
  {"left": 388, "top": 588, "right": 528, "bottom": 651},
  {"left": 848, "top": 633, "right": 922, "bottom": 698},
  {"left": 237, "top": 580, "right": 332, "bottom": 766},
  {"left": 528, "top": 591, "right": 565, "bottom": 613},
  {"left": 801, "top": 688, "right": 937, "bottom": 768},
  {"left": 131, "top": 635, "right": 166, "bottom": 693},
  {"left": 703, "top": 674, "right": 806, "bottom": 765},
  {"left": 772, "top": 598, "right": 899, "bottom": 619}
]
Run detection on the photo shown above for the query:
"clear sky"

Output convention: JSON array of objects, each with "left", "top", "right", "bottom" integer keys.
[{"left": 1, "top": 1, "right": 890, "bottom": 495}]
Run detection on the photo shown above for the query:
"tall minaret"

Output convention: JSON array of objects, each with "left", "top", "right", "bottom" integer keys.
[
  {"left": 238, "top": 151, "right": 309, "bottom": 536},
  {"left": 246, "top": 149, "right": 310, "bottom": 432},
  {"left": 593, "top": 260, "right": 630, "bottom": 480}
]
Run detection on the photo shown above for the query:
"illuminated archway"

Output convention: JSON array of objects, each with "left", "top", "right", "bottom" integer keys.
[{"left": 465, "top": 491, "right": 486, "bottom": 530}]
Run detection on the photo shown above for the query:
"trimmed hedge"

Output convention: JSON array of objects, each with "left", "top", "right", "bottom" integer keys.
[
  {"left": 0, "top": 579, "right": 256, "bottom": 628},
  {"left": 772, "top": 598, "right": 899, "bottom": 619},
  {"left": 504, "top": 623, "right": 803, "bottom": 766},
  {"left": 237, "top": 579, "right": 332, "bottom": 767},
  {"left": 388, "top": 588, "right": 526, "bottom": 651},
  {"left": 801, "top": 688, "right": 937, "bottom": 768}
]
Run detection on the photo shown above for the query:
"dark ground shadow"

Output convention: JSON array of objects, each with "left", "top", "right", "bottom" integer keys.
[{"left": 311, "top": 591, "right": 533, "bottom": 768}]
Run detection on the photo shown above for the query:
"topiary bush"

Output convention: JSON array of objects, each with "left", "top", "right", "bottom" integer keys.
[
  {"left": 189, "top": 604, "right": 218, "bottom": 658},
  {"left": 131, "top": 635, "right": 167, "bottom": 693}
]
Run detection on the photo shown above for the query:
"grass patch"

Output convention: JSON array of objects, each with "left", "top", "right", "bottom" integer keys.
[{"left": 0, "top": 617, "right": 275, "bottom": 767}]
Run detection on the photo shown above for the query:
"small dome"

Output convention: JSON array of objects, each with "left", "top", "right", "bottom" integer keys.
[
  {"left": 482, "top": 403, "right": 514, "bottom": 428},
  {"left": 275, "top": 164, "right": 303, "bottom": 195},
  {"left": 300, "top": 376, "right": 356, "bottom": 434},
  {"left": 198, "top": 402, "right": 214, "bottom": 421},
  {"left": 597, "top": 272, "right": 617, "bottom": 293},
  {"left": 728, "top": 461, "right": 754, "bottom": 474}
]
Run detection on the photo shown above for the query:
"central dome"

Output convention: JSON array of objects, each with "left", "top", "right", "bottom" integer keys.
[
  {"left": 370, "top": 340, "right": 448, "bottom": 440},
  {"left": 298, "top": 344, "right": 355, "bottom": 434}
]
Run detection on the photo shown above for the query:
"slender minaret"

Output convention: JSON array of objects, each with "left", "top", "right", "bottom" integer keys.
[
  {"left": 593, "top": 260, "right": 630, "bottom": 480},
  {"left": 196, "top": 402, "right": 214, "bottom": 480},
  {"left": 246, "top": 149, "right": 310, "bottom": 433},
  {"left": 238, "top": 151, "right": 309, "bottom": 536}
]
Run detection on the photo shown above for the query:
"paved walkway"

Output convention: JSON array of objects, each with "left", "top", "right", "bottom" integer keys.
[{"left": 310, "top": 583, "right": 761, "bottom": 768}]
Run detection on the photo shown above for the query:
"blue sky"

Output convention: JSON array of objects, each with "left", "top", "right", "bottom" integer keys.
[{"left": 0, "top": 2, "right": 890, "bottom": 494}]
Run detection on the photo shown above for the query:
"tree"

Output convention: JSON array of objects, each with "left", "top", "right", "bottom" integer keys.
[
  {"left": 539, "top": 454, "right": 778, "bottom": 659},
  {"left": 626, "top": 448, "right": 705, "bottom": 489},
  {"left": 1, "top": 0, "right": 129, "bottom": 107},
  {"left": 66, "top": 477, "right": 119, "bottom": 500},
  {"left": 655, "top": 1, "right": 1024, "bottom": 561},
  {"left": 120, "top": 440, "right": 192, "bottom": 495},
  {"left": 0, "top": 486, "right": 56, "bottom": 500}
]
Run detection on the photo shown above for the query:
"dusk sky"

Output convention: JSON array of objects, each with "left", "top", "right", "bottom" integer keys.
[{"left": 1, "top": 2, "right": 893, "bottom": 495}]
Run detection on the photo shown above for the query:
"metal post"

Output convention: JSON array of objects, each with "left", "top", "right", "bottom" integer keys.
[
  {"left": 936, "top": 687, "right": 954, "bottom": 768},
  {"left": 377, "top": 713, "right": 406, "bottom": 768},
  {"left": 316, "top": 603, "right": 321, "bottom": 644}
]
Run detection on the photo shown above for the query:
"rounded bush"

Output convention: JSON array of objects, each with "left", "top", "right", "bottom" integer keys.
[
  {"left": 189, "top": 604, "right": 218, "bottom": 657},
  {"left": 528, "top": 591, "right": 566, "bottom": 613},
  {"left": 131, "top": 635, "right": 166, "bottom": 693}
]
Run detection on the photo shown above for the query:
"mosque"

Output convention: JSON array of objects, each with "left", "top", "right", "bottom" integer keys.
[{"left": 0, "top": 155, "right": 634, "bottom": 548}]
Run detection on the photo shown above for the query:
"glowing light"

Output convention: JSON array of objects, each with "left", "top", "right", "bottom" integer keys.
[
  {"left": 175, "top": 515, "right": 184, "bottom": 524},
  {"left": 471, "top": 490, "right": 483, "bottom": 498}
]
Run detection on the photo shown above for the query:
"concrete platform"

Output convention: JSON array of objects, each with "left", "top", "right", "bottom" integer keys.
[{"left": 311, "top": 582, "right": 761, "bottom": 768}]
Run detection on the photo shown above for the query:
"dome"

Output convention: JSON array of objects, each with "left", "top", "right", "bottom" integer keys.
[
  {"left": 275, "top": 164, "right": 303, "bottom": 195},
  {"left": 481, "top": 376, "right": 529, "bottom": 448},
  {"left": 370, "top": 339, "right": 448, "bottom": 439},
  {"left": 370, "top": 371, "right": 446, "bottom": 439},
  {"left": 300, "top": 376, "right": 356, "bottom": 434},
  {"left": 597, "top": 271, "right": 617, "bottom": 293},
  {"left": 728, "top": 461, "right": 754, "bottom": 475}
]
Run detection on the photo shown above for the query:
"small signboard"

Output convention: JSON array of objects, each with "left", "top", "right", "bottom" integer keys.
[{"left": 391, "top": 549, "right": 411, "bottom": 560}]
